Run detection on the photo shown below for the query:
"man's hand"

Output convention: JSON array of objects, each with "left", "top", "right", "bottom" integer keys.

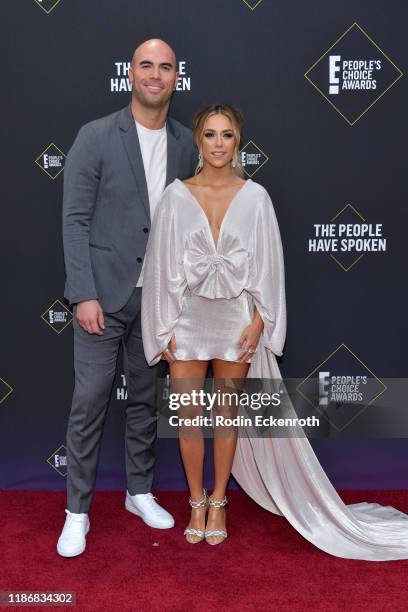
[{"left": 76, "top": 300, "right": 105, "bottom": 335}]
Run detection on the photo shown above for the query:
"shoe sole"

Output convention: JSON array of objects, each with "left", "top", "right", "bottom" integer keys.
[
  {"left": 56, "top": 524, "right": 90, "bottom": 558},
  {"left": 125, "top": 499, "right": 175, "bottom": 529}
]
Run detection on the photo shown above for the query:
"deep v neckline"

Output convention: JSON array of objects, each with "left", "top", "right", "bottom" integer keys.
[{"left": 177, "top": 178, "right": 250, "bottom": 252}]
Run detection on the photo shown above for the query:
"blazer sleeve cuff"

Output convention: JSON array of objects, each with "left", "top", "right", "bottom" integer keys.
[{"left": 68, "top": 293, "right": 99, "bottom": 306}]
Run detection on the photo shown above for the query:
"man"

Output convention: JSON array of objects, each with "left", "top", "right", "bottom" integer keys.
[{"left": 58, "top": 39, "right": 197, "bottom": 557}]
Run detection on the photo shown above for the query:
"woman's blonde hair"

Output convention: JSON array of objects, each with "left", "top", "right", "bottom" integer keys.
[{"left": 192, "top": 104, "right": 244, "bottom": 178}]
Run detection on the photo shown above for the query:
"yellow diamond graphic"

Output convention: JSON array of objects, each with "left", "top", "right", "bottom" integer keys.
[
  {"left": 240, "top": 140, "right": 269, "bottom": 177},
  {"left": 304, "top": 22, "right": 403, "bottom": 125},
  {"left": 296, "top": 343, "right": 387, "bottom": 432},
  {"left": 41, "top": 299, "right": 73, "bottom": 334},
  {"left": 47, "top": 444, "right": 67, "bottom": 477},
  {"left": 33, "top": 0, "right": 62, "bottom": 14},
  {"left": 241, "top": 0, "right": 264, "bottom": 10},
  {"left": 0, "top": 377, "right": 13, "bottom": 405},
  {"left": 35, "top": 142, "right": 66, "bottom": 180},
  {"left": 330, "top": 203, "right": 368, "bottom": 271}
]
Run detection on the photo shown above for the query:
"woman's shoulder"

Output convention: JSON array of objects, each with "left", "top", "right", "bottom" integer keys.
[
  {"left": 162, "top": 178, "right": 186, "bottom": 196},
  {"left": 245, "top": 179, "right": 274, "bottom": 213},
  {"left": 246, "top": 178, "right": 270, "bottom": 198},
  {"left": 155, "top": 178, "right": 190, "bottom": 212},
  {"left": 160, "top": 177, "right": 196, "bottom": 203}
]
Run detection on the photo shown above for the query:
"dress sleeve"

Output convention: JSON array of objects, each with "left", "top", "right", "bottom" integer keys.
[
  {"left": 141, "top": 187, "right": 186, "bottom": 366},
  {"left": 246, "top": 188, "right": 287, "bottom": 357}
]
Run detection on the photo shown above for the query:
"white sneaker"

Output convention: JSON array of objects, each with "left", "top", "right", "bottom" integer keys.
[
  {"left": 125, "top": 491, "right": 175, "bottom": 529},
  {"left": 57, "top": 509, "right": 90, "bottom": 557}
]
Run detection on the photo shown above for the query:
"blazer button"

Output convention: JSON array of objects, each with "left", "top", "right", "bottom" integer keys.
[
  {"left": 137, "top": 257, "right": 142, "bottom": 263},
  {"left": 143, "top": 227, "right": 149, "bottom": 233}
]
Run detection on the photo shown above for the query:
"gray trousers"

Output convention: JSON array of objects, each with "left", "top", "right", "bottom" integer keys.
[{"left": 66, "top": 287, "right": 165, "bottom": 513}]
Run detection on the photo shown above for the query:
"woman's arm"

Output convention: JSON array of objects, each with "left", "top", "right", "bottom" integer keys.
[
  {"left": 252, "top": 305, "right": 264, "bottom": 332},
  {"left": 237, "top": 304, "right": 264, "bottom": 362}
]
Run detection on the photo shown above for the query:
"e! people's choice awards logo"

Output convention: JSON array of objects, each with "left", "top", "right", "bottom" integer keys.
[
  {"left": 240, "top": 141, "right": 269, "bottom": 177},
  {"left": 305, "top": 22, "right": 403, "bottom": 125},
  {"left": 110, "top": 60, "right": 191, "bottom": 93},
  {"left": 35, "top": 143, "right": 66, "bottom": 180},
  {"left": 308, "top": 203, "right": 387, "bottom": 271},
  {"left": 33, "top": 0, "right": 61, "bottom": 14},
  {"left": 41, "top": 299, "right": 73, "bottom": 334},
  {"left": 296, "top": 344, "right": 387, "bottom": 433},
  {"left": 47, "top": 444, "right": 67, "bottom": 477}
]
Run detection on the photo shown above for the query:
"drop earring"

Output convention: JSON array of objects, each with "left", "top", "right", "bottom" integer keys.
[{"left": 197, "top": 152, "right": 204, "bottom": 170}]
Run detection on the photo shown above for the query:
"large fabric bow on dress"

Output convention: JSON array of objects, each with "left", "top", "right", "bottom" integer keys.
[{"left": 183, "top": 229, "right": 249, "bottom": 299}]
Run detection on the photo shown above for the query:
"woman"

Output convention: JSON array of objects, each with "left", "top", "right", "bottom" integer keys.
[{"left": 142, "top": 104, "right": 408, "bottom": 558}]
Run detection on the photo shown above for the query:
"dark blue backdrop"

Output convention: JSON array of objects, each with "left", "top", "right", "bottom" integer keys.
[{"left": 1, "top": 0, "right": 407, "bottom": 492}]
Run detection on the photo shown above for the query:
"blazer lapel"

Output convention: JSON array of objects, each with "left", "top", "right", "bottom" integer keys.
[
  {"left": 165, "top": 117, "right": 181, "bottom": 187},
  {"left": 119, "top": 104, "right": 150, "bottom": 221}
]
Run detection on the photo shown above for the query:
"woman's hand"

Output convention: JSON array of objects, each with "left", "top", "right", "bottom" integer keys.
[
  {"left": 162, "top": 333, "right": 177, "bottom": 363},
  {"left": 237, "top": 309, "right": 264, "bottom": 362}
]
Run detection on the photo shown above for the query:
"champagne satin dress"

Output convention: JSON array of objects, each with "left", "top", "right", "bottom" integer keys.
[{"left": 141, "top": 177, "right": 408, "bottom": 561}]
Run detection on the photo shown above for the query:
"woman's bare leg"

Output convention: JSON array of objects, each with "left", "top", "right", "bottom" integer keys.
[
  {"left": 169, "top": 359, "right": 209, "bottom": 542},
  {"left": 206, "top": 358, "right": 250, "bottom": 544}
]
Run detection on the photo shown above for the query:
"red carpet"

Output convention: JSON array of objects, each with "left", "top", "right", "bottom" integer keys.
[{"left": 1, "top": 490, "right": 408, "bottom": 611}]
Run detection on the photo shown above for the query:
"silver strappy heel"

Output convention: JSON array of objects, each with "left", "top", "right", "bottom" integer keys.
[
  {"left": 184, "top": 488, "right": 208, "bottom": 544},
  {"left": 205, "top": 495, "right": 228, "bottom": 545}
]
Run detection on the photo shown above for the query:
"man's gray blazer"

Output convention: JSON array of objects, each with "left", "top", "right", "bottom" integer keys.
[{"left": 62, "top": 103, "right": 197, "bottom": 313}]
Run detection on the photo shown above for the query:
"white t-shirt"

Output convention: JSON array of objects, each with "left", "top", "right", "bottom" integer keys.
[{"left": 135, "top": 119, "right": 167, "bottom": 287}]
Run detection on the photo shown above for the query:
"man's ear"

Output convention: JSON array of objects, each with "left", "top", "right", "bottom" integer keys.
[{"left": 173, "top": 71, "right": 179, "bottom": 91}]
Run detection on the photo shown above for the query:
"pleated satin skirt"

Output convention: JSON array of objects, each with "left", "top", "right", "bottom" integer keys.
[{"left": 171, "top": 288, "right": 254, "bottom": 362}]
